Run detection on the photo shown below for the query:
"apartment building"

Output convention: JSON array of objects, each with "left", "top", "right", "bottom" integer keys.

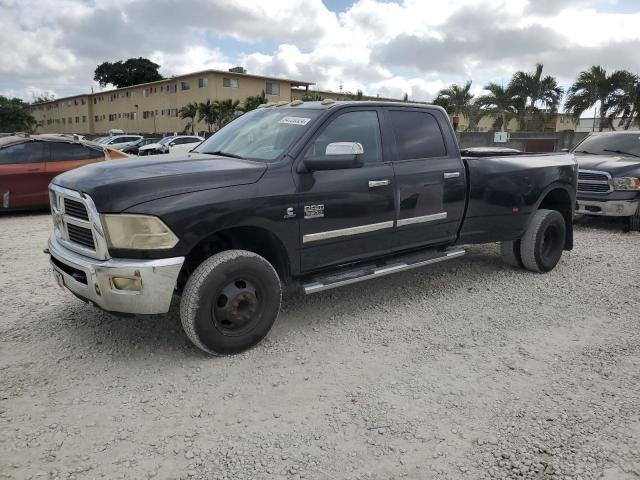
[{"left": 30, "top": 69, "right": 313, "bottom": 135}]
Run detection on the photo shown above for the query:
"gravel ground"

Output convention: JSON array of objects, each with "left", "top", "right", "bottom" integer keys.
[{"left": 0, "top": 212, "right": 639, "bottom": 480}]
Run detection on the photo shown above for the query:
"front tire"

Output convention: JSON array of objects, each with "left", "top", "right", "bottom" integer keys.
[
  {"left": 520, "top": 209, "right": 566, "bottom": 273},
  {"left": 180, "top": 250, "right": 282, "bottom": 355}
]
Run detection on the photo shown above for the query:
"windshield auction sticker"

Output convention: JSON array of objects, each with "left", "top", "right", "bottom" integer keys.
[{"left": 278, "top": 116, "right": 311, "bottom": 126}]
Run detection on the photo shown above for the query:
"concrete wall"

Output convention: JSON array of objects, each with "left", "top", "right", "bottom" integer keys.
[{"left": 456, "top": 130, "right": 589, "bottom": 152}]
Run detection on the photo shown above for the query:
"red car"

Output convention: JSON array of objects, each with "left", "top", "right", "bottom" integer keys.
[{"left": 0, "top": 134, "right": 128, "bottom": 211}]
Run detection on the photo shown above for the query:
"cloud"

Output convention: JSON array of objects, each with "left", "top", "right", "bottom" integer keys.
[{"left": 1, "top": 0, "right": 640, "bottom": 104}]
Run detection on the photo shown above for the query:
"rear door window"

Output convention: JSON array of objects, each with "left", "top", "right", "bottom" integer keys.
[
  {"left": 387, "top": 110, "right": 447, "bottom": 160},
  {"left": 0, "top": 142, "right": 47, "bottom": 164}
]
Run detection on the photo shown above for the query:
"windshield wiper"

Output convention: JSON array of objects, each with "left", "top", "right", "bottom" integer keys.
[
  {"left": 203, "top": 150, "right": 245, "bottom": 159},
  {"left": 602, "top": 149, "right": 640, "bottom": 158},
  {"left": 574, "top": 150, "right": 595, "bottom": 155}
]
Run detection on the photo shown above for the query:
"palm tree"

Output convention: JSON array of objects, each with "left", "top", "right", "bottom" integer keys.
[
  {"left": 565, "top": 66, "right": 631, "bottom": 131},
  {"left": 179, "top": 102, "right": 199, "bottom": 134},
  {"left": 216, "top": 99, "right": 241, "bottom": 129},
  {"left": 197, "top": 100, "right": 220, "bottom": 132},
  {"left": 433, "top": 81, "right": 475, "bottom": 130},
  {"left": 475, "top": 83, "right": 519, "bottom": 132},
  {"left": 510, "top": 63, "right": 563, "bottom": 130},
  {"left": 244, "top": 90, "right": 267, "bottom": 112},
  {"left": 610, "top": 72, "right": 640, "bottom": 130}
]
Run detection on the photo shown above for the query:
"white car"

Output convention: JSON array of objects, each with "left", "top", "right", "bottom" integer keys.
[
  {"left": 100, "top": 135, "right": 143, "bottom": 150},
  {"left": 138, "top": 135, "right": 204, "bottom": 156}
]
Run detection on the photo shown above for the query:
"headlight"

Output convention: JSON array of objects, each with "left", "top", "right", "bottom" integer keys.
[
  {"left": 613, "top": 177, "right": 640, "bottom": 191},
  {"left": 102, "top": 214, "right": 179, "bottom": 250}
]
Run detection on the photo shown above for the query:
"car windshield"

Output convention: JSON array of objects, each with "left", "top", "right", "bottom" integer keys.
[
  {"left": 572, "top": 134, "right": 640, "bottom": 157},
  {"left": 193, "top": 108, "right": 323, "bottom": 162},
  {"left": 158, "top": 136, "right": 175, "bottom": 145}
]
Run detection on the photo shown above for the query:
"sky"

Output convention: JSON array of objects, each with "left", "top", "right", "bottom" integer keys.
[{"left": 1, "top": 0, "right": 640, "bottom": 105}]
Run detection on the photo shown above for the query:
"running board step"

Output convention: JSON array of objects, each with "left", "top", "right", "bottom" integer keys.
[{"left": 302, "top": 249, "right": 465, "bottom": 294}]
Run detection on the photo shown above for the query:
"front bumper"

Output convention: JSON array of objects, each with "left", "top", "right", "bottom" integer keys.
[
  {"left": 47, "top": 234, "right": 184, "bottom": 315},
  {"left": 576, "top": 198, "right": 639, "bottom": 217}
]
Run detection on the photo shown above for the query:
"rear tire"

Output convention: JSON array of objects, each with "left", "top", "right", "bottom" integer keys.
[
  {"left": 180, "top": 250, "right": 282, "bottom": 355},
  {"left": 520, "top": 209, "right": 566, "bottom": 273},
  {"left": 629, "top": 205, "right": 640, "bottom": 232},
  {"left": 500, "top": 240, "right": 523, "bottom": 268}
]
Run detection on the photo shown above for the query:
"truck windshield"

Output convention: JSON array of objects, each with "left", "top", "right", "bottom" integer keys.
[
  {"left": 573, "top": 133, "right": 640, "bottom": 157},
  {"left": 193, "top": 108, "right": 322, "bottom": 162}
]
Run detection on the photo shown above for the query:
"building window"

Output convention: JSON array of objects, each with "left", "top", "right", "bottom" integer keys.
[
  {"left": 75, "top": 116, "right": 79, "bottom": 123},
  {"left": 223, "top": 78, "right": 239, "bottom": 88},
  {"left": 181, "top": 80, "right": 190, "bottom": 91},
  {"left": 266, "top": 82, "right": 280, "bottom": 95},
  {"left": 168, "top": 84, "right": 177, "bottom": 94},
  {"left": 198, "top": 77, "right": 208, "bottom": 88},
  {"left": 82, "top": 116, "right": 86, "bottom": 123},
  {"left": 131, "top": 112, "right": 137, "bottom": 120},
  {"left": 68, "top": 117, "right": 72, "bottom": 124},
  {"left": 143, "top": 88, "right": 150, "bottom": 97}
]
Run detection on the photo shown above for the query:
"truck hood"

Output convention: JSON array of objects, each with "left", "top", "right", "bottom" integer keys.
[
  {"left": 52, "top": 152, "right": 267, "bottom": 212},
  {"left": 576, "top": 153, "right": 640, "bottom": 176}
]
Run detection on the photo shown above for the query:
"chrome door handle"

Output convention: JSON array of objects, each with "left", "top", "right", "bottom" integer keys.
[
  {"left": 368, "top": 179, "right": 390, "bottom": 188},
  {"left": 443, "top": 171, "right": 460, "bottom": 179}
]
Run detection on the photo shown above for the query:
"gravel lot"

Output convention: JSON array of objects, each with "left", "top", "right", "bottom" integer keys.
[{"left": 0, "top": 212, "right": 639, "bottom": 480}]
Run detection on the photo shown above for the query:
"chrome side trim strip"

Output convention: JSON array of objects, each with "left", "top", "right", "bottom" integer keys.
[
  {"left": 303, "top": 250, "right": 465, "bottom": 294},
  {"left": 302, "top": 220, "right": 394, "bottom": 244},
  {"left": 397, "top": 212, "right": 447, "bottom": 227}
]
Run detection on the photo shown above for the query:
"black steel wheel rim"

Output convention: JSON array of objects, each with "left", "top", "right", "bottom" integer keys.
[
  {"left": 211, "top": 277, "right": 263, "bottom": 336},
  {"left": 541, "top": 224, "right": 560, "bottom": 261}
]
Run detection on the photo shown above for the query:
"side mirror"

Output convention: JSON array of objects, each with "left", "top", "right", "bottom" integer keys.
[
  {"left": 325, "top": 142, "right": 364, "bottom": 156},
  {"left": 300, "top": 142, "right": 364, "bottom": 172}
]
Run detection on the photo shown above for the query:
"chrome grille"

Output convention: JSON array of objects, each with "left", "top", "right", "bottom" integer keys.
[
  {"left": 63, "top": 198, "right": 89, "bottom": 221},
  {"left": 577, "top": 169, "right": 612, "bottom": 194},
  {"left": 49, "top": 185, "right": 109, "bottom": 260},
  {"left": 67, "top": 223, "right": 96, "bottom": 249}
]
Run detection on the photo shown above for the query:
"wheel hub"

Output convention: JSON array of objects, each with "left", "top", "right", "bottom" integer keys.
[{"left": 212, "top": 279, "right": 261, "bottom": 334}]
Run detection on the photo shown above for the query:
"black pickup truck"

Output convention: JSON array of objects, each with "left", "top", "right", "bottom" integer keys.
[
  {"left": 46, "top": 101, "right": 577, "bottom": 355},
  {"left": 572, "top": 131, "right": 640, "bottom": 230}
]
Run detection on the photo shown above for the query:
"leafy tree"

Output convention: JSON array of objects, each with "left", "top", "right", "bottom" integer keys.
[
  {"left": 0, "top": 96, "right": 36, "bottom": 132},
  {"left": 216, "top": 99, "right": 241, "bottom": 129},
  {"left": 94, "top": 57, "right": 163, "bottom": 88},
  {"left": 565, "top": 66, "right": 631, "bottom": 131},
  {"left": 197, "top": 100, "right": 220, "bottom": 132},
  {"left": 244, "top": 90, "right": 267, "bottom": 112},
  {"left": 509, "top": 63, "right": 563, "bottom": 130},
  {"left": 402, "top": 92, "right": 409, "bottom": 102},
  {"left": 475, "top": 83, "right": 520, "bottom": 132},
  {"left": 301, "top": 91, "right": 324, "bottom": 101},
  {"left": 179, "top": 102, "right": 199, "bottom": 134},
  {"left": 355, "top": 90, "right": 364, "bottom": 101}
]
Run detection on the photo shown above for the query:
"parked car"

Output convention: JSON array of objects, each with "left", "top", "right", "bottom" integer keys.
[
  {"left": 98, "top": 135, "right": 143, "bottom": 151},
  {"left": 46, "top": 101, "right": 576, "bottom": 355},
  {"left": 572, "top": 131, "right": 640, "bottom": 230},
  {"left": 0, "top": 134, "right": 127, "bottom": 211},
  {"left": 138, "top": 135, "right": 203, "bottom": 156},
  {"left": 119, "top": 137, "right": 162, "bottom": 155},
  {"left": 168, "top": 136, "right": 205, "bottom": 155}
]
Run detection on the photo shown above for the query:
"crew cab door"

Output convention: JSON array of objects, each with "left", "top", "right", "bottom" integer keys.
[
  {"left": 384, "top": 107, "right": 466, "bottom": 250},
  {"left": 295, "top": 108, "right": 395, "bottom": 272},
  {"left": 0, "top": 141, "right": 48, "bottom": 209}
]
